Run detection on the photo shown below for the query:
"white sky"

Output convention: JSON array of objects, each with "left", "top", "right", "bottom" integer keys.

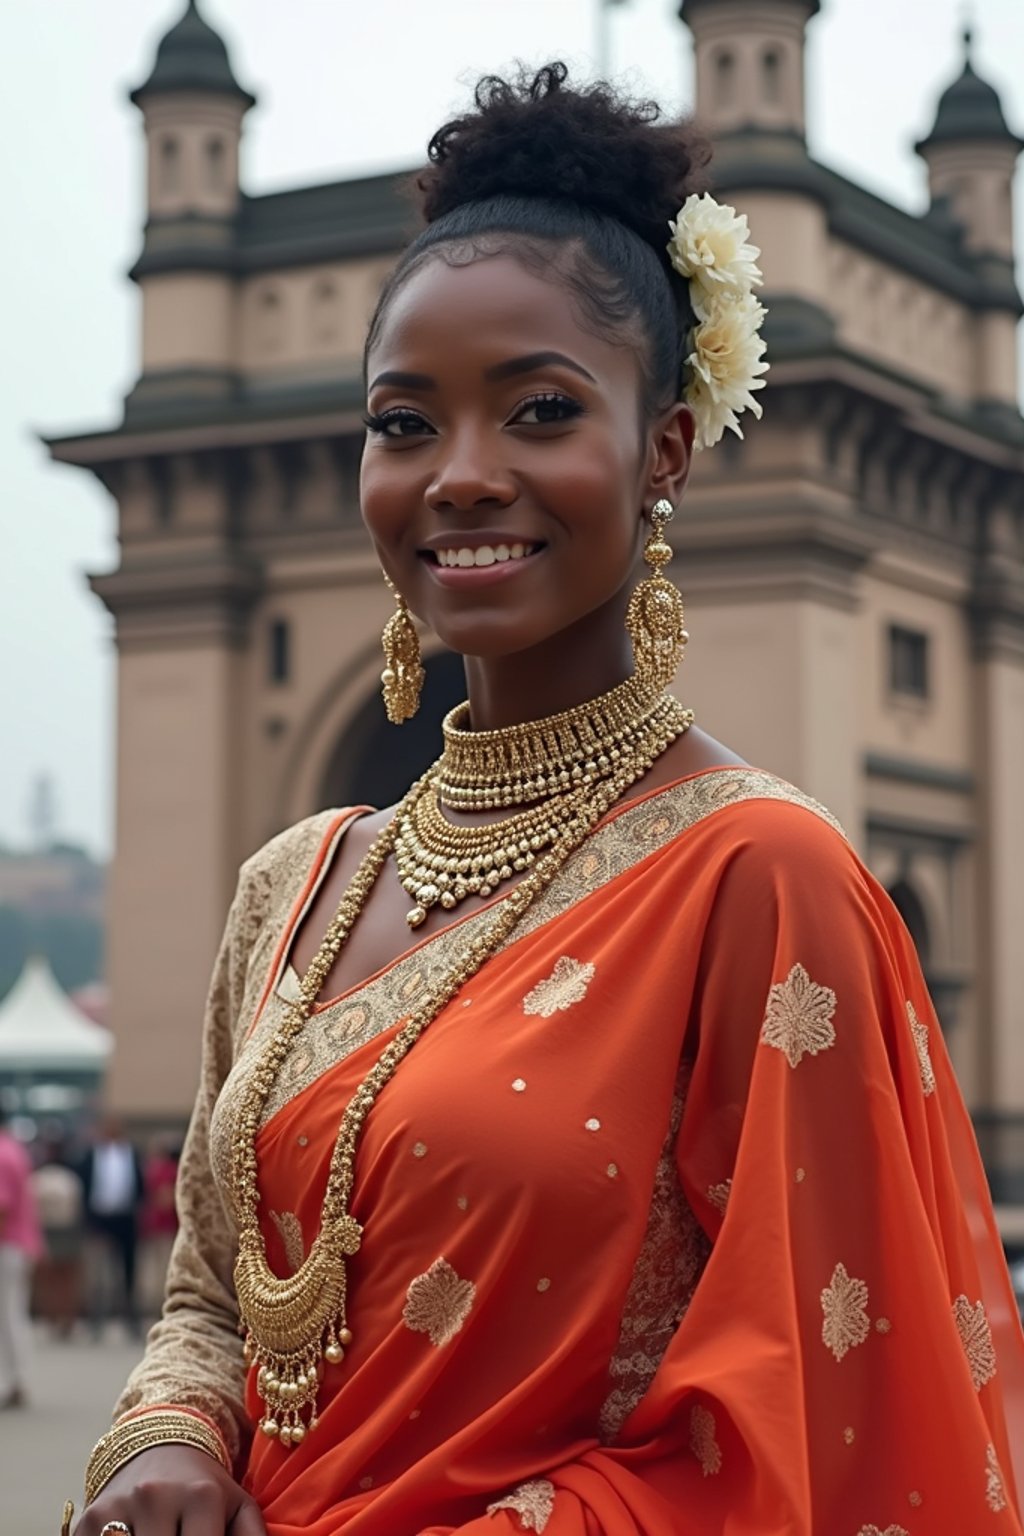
[{"left": 1, "top": 0, "right": 1022, "bottom": 857}]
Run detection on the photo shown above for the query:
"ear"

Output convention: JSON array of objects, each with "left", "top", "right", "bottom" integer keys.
[{"left": 645, "top": 401, "right": 695, "bottom": 510}]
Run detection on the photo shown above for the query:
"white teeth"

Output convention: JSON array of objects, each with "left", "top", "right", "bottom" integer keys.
[{"left": 435, "top": 542, "right": 537, "bottom": 567}]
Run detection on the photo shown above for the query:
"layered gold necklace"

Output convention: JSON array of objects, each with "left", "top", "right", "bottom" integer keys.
[
  {"left": 233, "top": 677, "right": 693, "bottom": 1446},
  {"left": 395, "top": 676, "right": 687, "bottom": 926}
]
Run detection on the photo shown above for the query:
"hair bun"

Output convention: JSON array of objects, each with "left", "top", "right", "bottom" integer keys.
[{"left": 417, "top": 62, "right": 712, "bottom": 261}]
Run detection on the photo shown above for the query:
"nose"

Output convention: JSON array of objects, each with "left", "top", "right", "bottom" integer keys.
[{"left": 424, "top": 426, "right": 517, "bottom": 514}]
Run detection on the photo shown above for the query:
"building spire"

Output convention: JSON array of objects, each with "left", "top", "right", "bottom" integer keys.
[{"left": 130, "top": 0, "right": 255, "bottom": 108}]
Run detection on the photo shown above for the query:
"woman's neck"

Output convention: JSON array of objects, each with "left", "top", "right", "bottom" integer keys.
[{"left": 461, "top": 613, "right": 637, "bottom": 732}]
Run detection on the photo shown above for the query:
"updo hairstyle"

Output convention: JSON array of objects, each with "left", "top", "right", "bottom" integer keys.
[{"left": 364, "top": 63, "right": 714, "bottom": 421}]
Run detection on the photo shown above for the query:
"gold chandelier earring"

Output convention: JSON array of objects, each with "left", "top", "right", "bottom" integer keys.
[
  {"left": 380, "top": 575, "right": 425, "bottom": 724},
  {"left": 626, "top": 498, "right": 688, "bottom": 691}
]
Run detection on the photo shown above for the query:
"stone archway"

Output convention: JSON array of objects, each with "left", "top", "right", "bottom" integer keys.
[{"left": 318, "top": 649, "right": 467, "bottom": 811}]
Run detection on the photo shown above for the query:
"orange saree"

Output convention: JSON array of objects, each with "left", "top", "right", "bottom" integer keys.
[
  {"left": 205, "top": 767, "right": 1023, "bottom": 1535},
  {"left": 118, "top": 767, "right": 1023, "bottom": 1536}
]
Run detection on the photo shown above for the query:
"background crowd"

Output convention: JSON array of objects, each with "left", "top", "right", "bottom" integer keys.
[{"left": 0, "top": 1106, "right": 180, "bottom": 1410}]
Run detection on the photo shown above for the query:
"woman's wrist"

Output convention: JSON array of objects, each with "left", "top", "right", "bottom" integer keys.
[{"left": 85, "top": 1408, "right": 231, "bottom": 1504}]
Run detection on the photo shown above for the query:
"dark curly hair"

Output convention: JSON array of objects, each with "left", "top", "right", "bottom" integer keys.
[{"left": 364, "top": 63, "right": 713, "bottom": 421}]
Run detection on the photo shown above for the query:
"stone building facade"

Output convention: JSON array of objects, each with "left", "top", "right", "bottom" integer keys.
[{"left": 46, "top": 0, "right": 1024, "bottom": 1228}]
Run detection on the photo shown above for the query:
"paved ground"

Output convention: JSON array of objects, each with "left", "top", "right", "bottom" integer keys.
[{"left": 1, "top": 1325, "right": 145, "bottom": 1536}]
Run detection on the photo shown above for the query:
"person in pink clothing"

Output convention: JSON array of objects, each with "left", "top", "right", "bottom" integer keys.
[{"left": 0, "top": 1104, "right": 43, "bottom": 1409}]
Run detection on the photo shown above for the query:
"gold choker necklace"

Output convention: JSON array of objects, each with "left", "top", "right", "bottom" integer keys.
[
  {"left": 395, "top": 680, "right": 692, "bottom": 926},
  {"left": 233, "top": 688, "right": 693, "bottom": 1445},
  {"left": 438, "top": 673, "right": 671, "bottom": 809}
]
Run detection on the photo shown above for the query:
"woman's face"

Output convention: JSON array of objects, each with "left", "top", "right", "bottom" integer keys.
[{"left": 361, "top": 251, "right": 692, "bottom": 660}]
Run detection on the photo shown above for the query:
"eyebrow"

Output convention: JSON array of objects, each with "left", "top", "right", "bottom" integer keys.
[
  {"left": 484, "top": 351, "right": 597, "bottom": 385},
  {"left": 368, "top": 351, "right": 597, "bottom": 393}
]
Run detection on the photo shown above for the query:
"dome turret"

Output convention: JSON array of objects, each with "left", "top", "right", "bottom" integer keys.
[
  {"left": 130, "top": 0, "right": 255, "bottom": 108},
  {"left": 915, "top": 28, "right": 1023, "bottom": 154},
  {"left": 914, "top": 25, "right": 1022, "bottom": 268}
]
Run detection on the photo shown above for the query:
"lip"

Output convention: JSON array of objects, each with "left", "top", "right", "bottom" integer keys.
[{"left": 420, "top": 546, "right": 545, "bottom": 588}]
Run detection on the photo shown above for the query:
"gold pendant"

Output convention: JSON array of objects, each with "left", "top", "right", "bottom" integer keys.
[{"left": 235, "top": 1216, "right": 361, "bottom": 1445}]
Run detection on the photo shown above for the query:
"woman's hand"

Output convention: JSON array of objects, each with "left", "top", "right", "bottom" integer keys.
[{"left": 74, "top": 1446, "right": 267, "bottom": 1536}]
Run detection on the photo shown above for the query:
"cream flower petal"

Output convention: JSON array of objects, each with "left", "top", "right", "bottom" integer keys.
[
  {"left": 666, "top": 193, "right": 770, "bottom": 452},
  {"left": 667, "top": 193, "right": 765, "bottom": 317},
  {"left": 685, "top": 294, "right": 769, "bottom": 451}
]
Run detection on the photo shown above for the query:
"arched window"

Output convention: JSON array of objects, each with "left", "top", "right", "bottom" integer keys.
[
  {"left": 887, "top": 879, "right": 931, "bottom": 963},
  {"left": 762, "top": 48, "right": 782, "bottom": 104},
  {"left": 159, "top": 136, "right": 180, "bottom": 194},
  {"left": 205, "top": 136, "right": 226, "bottom": 192},
  {"left": 310, "top": 277, "right": 339, "bottom": 343},
  {"left": 714, "top": 50, "right": 736, "bottom": 111},
  {"left": 258, "top": 288, "right": 284, "bottom": 353}
]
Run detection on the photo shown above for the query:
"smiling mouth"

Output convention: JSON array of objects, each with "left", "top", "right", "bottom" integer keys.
[{"left": 421, "top": 541, "right": 545, "bottom": 569}]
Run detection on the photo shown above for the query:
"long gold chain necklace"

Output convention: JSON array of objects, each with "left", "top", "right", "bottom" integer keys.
[{"left": 232, "top": 689, "right": 692, "bottom": 1447}]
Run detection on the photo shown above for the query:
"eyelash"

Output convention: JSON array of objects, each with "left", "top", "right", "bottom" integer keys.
[{"left": 362, "top": 392, "right": 585, "bottom": 438}]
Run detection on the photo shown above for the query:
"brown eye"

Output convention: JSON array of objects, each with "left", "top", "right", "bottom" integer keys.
[
  {"left": 511, "top": 393, "right": 585, "bottom": 426},
  {"left": 363, "top": 409, "right": 433, "bottom": 438}
]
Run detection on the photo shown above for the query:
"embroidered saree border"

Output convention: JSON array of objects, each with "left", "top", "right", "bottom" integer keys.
[{"left": 234, "top": 768, "right": 843, "bottom": 1131}]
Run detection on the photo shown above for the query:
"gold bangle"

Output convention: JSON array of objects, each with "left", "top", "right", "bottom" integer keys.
[{"left": 84, "top": 1410, "right": 230, "bottom": 1505}]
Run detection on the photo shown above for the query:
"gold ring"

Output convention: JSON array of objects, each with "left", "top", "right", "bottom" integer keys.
[{"left": 99, "top": 1524, "right": 133, "bottom": 1536}]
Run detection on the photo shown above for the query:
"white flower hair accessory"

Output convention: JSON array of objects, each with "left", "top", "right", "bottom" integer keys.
[{"left": 667, "top": 192, "right": 770, "bottom": 451}]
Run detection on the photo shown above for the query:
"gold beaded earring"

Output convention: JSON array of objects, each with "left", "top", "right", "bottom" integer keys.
[
  {"left": 626, "top": 498, "right": 689, "bottom": 691},
  {"left": 380, "top": 575, "right": 425, "bottom": 724}
]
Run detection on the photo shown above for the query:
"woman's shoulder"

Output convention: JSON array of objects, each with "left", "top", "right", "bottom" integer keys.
[
  {"left": 652, "top": 766, "right": 848, "bottom": 852},
  {"left": 231, "top": 807, "right": 358, "bottom": 933},
  {"left": 239, "top": 807, "right": 348, "bottom": 883}
]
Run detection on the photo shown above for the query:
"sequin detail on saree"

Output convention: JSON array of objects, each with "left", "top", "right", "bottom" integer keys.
[
  {"left": 487, "top": 1478, "right": 556, "bottom": 1531},
  {"left": 402, "top": 1258, "right": 476, "bottom": 1347}
]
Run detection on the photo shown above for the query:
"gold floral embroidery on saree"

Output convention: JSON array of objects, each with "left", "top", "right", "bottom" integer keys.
[
  {"left": 706, "top": 1178, "right": 732, "bottom": 1214},
  {"left": 821, "top": 1262, "right": 871, "bottom": 1362},
  {"left": 760, "top": 963, "right": 838, "bottom": 1068},
  {"left": 402, "top": 1257, "right": 476, "bottom": 1347},
  {"left": 598, "top": 1075, "right": 710, "bottom": 1443},
  {"left": 952, "top": 1295, "right": 997, "bottom": 1390},
  {"left": 986, "top": 1443, "right": 1008, "bottom": 1511},
  {"left": 906, "top": 1001, "right": 936, "bottom": 1097},
  {"left": 857, "top": 1526, "right": 909, "bottom": 1536},
  {"left": 522, "top": 956, "right": 596, "bottom": 1018},
  {"left": 689, "top": 1403, "right": 723, "bottom": 1475},
  {"left": 486, "top": 1478, "right": 556, "bottom": 1531}
]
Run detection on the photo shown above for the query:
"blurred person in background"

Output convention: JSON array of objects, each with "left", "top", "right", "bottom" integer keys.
[
  {"left": 0, "top": 1104, "right": 42, "bottom": 1409},
  {"left": 70, "top": 63, "right": 1023, "bottom": 1536},
  {"left": 30, "top": 1134, "right": 85, "bottom": 1337},
  {"left": 79, "top": 1115, "right": 144, "bottom": 1338},
  {"left": 139, "top": 1140, "right": 180, "bottom": 1318}
]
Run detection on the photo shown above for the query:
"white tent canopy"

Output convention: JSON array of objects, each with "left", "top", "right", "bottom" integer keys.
[{"left": 0, "top": 955, "right": 112, "bottom": 1074}]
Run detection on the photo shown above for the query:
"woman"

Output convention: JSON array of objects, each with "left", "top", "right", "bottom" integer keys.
[{"left": 71, "top": 66, "right": 1023, "bottom": 1536}]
